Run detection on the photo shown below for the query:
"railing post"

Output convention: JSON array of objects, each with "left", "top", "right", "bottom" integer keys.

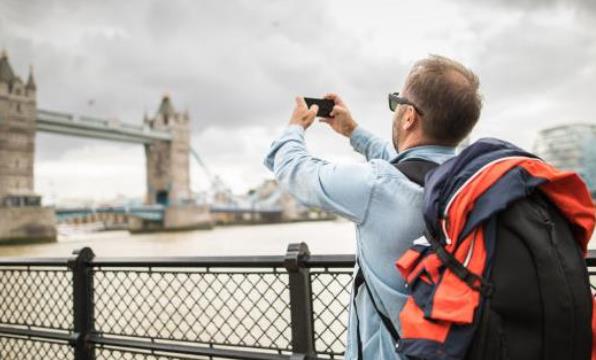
[
  {"left": 68, "top": 247, "right": 95, "bottom": 360},
  {"left": 285, "top": 242, "right": 316, "bottom": 360}
]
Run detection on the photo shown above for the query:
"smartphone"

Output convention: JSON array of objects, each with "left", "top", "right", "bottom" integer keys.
[{"left": 304, "top": 97, "right": 335, "bottom": 118}]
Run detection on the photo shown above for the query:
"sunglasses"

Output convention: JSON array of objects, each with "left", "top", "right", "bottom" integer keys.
[{"left": 388, "top": 92, "right": 424, "bottom": 116}]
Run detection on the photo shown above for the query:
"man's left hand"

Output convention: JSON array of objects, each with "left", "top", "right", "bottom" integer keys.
[{"left": 289, "top": 96, "right": 318, "bottom": 130}]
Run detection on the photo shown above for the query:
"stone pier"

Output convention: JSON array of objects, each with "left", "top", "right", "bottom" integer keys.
[{"left": 0, "top": 207, "right": 56, "bottom": 244}]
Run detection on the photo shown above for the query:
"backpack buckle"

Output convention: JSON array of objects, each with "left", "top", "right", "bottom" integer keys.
[{"left": 464, "top": 271, "right": 494, "bottom": 298}]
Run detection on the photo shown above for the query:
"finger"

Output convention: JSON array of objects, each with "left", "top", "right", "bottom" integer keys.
[
  {"left": 330, "top": 105, "right": 344, "bottom": 117},
  {"left": 327, "top": 93, "right": 345, "bottom": 105},
  {"left": 302, "top": 105, "right": 317, "bottom": 124},
  {"left": 295, "top": 96, "right": 307, "bottom": 109},
  {"left": 324, "top": 93, "right": 338, "bottom": 100}
]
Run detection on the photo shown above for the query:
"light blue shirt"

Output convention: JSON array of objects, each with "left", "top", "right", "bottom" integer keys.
[{"left": 264, "top": 125, "right": 455, "bottom": 359}]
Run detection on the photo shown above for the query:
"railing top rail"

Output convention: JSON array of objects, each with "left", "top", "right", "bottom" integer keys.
[
  {"left": 91, "top": 255, "right": 288, "bottom": 268},
  {"left": 0, "top": 257, "right": 71, "bottom": 266},
  {"left": 91, "top": 254, "right": 357, "bottom": 268},
  {"left": 306, "top": 254, "right": 355, "bottom": 267},
  {"left": 0, "top": 251, "right": 593, "bottom": 267}
]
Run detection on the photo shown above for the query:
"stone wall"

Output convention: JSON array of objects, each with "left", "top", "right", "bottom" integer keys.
[{"left": 0, "top": 207, "right": 56, "bottom": 244}]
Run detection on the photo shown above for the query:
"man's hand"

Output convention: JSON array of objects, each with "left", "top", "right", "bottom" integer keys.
[
  {"left": 320, "top": 93, "right": 358, "bottom": 138},
  {"left": 289, "top": 96, "right": 318, "bottom": 130}
]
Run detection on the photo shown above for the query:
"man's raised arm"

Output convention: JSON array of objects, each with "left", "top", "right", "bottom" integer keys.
[
  {"left": 321, "top": 93, "right": 397, "bottom": 161},
  {"left": 263, "top": 97, "right": 375, "bottom": 224}
]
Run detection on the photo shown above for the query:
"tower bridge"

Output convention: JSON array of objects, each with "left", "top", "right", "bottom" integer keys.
[{"left": 0, "top": 51, "right": 217, "bottom": 243}]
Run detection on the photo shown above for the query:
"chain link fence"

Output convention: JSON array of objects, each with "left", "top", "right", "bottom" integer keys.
[
  {"left": 0, "top": 336, "right": 74, "bottom": 360},
  {"left": 0, "top": 243, "right": 354, "bottom": 360},
  {"left": 2, "top": 245, "right": 595, "bottom": 360},
  {"left": 310, "top": 270, "right": 352, "bottom": 358},
  {"left": 93, "top": 269, "right": 292, "bottom": 351},
  {"left": 0, "top": 267, "right": 72, "bottom": 330}
]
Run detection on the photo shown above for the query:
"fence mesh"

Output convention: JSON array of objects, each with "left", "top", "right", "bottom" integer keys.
[
  {"left": 95, "top": 346, "right": 211, "bottom": 360},
  {"left": 93, "top": 268, "right": 292, "bottom": 351},
  {"left": 310, "top": 270, "right": 352, "bottom": 358},
  {"left": 0, "top": 267, "right": 73, "bottom": 330},
  {"left": 0, "top": 336, "right": 74, "bottom": 360},
  {"left": 0, "top": 255, "right": 357, "bottom": 359}
]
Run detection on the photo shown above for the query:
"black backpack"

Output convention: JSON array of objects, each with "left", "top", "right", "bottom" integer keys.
[{"left": 394, "top": 158, "right": 593, "bottom": 360}]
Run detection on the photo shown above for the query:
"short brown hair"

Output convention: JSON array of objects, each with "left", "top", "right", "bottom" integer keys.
[{"left": 404, "top": 55, "right": 482, "bottom": 146}]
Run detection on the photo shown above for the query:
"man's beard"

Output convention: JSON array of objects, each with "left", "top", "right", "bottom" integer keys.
[{"left": 392, "top": 108, "right": 405, "bottom": 151}]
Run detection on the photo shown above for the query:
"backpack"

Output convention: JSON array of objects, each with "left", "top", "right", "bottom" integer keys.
[
  {"left": 360, "top": 140, "right": 595, "bottom": 360},
  {"left": 465, "top": 191, "right": 592, "bottom": 360}
]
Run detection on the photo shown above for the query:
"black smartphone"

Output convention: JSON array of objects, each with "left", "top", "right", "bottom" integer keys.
[{"left": 304, "top": 97, "right": 335, "bottom": 118}]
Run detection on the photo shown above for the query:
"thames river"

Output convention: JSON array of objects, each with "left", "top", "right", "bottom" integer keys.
[
  {"left": 0, "top": 219, "right": 357, "bottom": 258},
  {"left": 0, "top": 218, "right": 594, "bottom": 258}
]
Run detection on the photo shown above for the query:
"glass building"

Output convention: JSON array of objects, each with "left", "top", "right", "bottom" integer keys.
[{"left": 533, "top": 123, "right": 596, "bottom": 198}]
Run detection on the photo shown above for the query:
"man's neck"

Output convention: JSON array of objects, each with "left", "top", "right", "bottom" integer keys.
[
  {"left": 398, "top": 135, "right": 453, "bottom": 152},
  {"left": 398, "top": 137, "right": 428, "bottom": 152}
]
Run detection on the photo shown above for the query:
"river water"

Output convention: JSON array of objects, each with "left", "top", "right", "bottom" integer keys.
[
  {"left": 1, "top": 218, "right": 595, "bottom": 258},
  {"left": 0, "top": 219, "right": 357, "bottom": 258}
]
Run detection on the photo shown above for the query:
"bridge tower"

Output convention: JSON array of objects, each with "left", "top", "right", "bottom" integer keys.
[
  {"left": 132, "top": 95, "right": 211, "bottom": 232},
  {"left": 0, "top": 50, "right": 56, "bottom": 243},
  {"left": 144, "top": 95, "right": 191, "bottom": 206}
]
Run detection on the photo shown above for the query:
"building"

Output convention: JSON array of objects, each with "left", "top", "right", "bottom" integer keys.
[{"left": 533, "top": 123, "right": 596, "bottom": 197}]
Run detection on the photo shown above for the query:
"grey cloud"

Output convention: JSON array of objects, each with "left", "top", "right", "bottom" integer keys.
[
  {"left": 1, "top": 0, "right": 403, "bottom": 135},
  {"left": 1, "top": 0, "right": 595, "bottom": 195},
  {"left": 1, "top": 0, "right": 349, "bottom": 160},
  {"left": 476, "top": 19, "right": 596, "bottom": 102},
  {"left": 460, "top": 0, "right": 596, "bottom": 14}
]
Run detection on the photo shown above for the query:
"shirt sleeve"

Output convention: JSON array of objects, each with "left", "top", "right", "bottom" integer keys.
[
  {"left": 264, "top": 125, "right": 375, "bottom": 223},
  {"left": 349, "top": 126, "right": 397, "bottom": 161}
]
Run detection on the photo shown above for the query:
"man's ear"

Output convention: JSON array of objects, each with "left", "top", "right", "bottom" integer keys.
[{"left": 403, "top": 107, "right": 416, "bottom": 130}]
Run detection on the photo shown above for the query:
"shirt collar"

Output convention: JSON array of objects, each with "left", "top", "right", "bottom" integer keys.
[{"left": 390, "top": 144, "right": 456, "bottom": 164}]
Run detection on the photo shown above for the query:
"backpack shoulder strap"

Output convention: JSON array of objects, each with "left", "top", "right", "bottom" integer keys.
[
  {"left": 353, "top": 158, "right": 440, "bottom": 358},
  {"left": 394, "top": 158, "right": 439, "bottom": 186}
]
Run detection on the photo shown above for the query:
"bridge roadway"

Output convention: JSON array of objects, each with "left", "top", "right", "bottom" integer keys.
[{"left": 37, "top": 109, "right": 173, "bottom": 144}]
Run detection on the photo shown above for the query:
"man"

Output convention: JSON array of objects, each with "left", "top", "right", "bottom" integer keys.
[{"left": 264, "top": 55, "right": 482, "bottom": 359}]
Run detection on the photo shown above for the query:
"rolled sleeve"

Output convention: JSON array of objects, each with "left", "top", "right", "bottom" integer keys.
[{"left": 349, "top": 126, "right": 397, "bottom": 161}]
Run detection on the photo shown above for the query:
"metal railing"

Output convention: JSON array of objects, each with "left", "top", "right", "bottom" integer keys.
[
  {"left": 2, "top": 245, "right": 595, "bottom": 360},
  {"left": 0, "top": 243, "right": 353, "bottom": 360}
]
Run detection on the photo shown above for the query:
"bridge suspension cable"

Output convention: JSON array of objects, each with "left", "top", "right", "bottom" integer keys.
[{"left": 190, "top": 146, "right": 215, "bottom": 187}]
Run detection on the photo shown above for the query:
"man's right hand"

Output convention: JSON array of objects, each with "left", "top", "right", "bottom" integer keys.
[{"left": 320, "top": 93, "right": 358, "bottom": 138}]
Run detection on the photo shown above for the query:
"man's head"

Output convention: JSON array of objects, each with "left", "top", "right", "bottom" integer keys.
[{"left": 392, "top": 55, "right": 482, "bottom": 152}]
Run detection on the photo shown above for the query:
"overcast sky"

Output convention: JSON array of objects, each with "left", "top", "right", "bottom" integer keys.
[{"left": 1, "top": 0, "right": 595, "bottom": 204}]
